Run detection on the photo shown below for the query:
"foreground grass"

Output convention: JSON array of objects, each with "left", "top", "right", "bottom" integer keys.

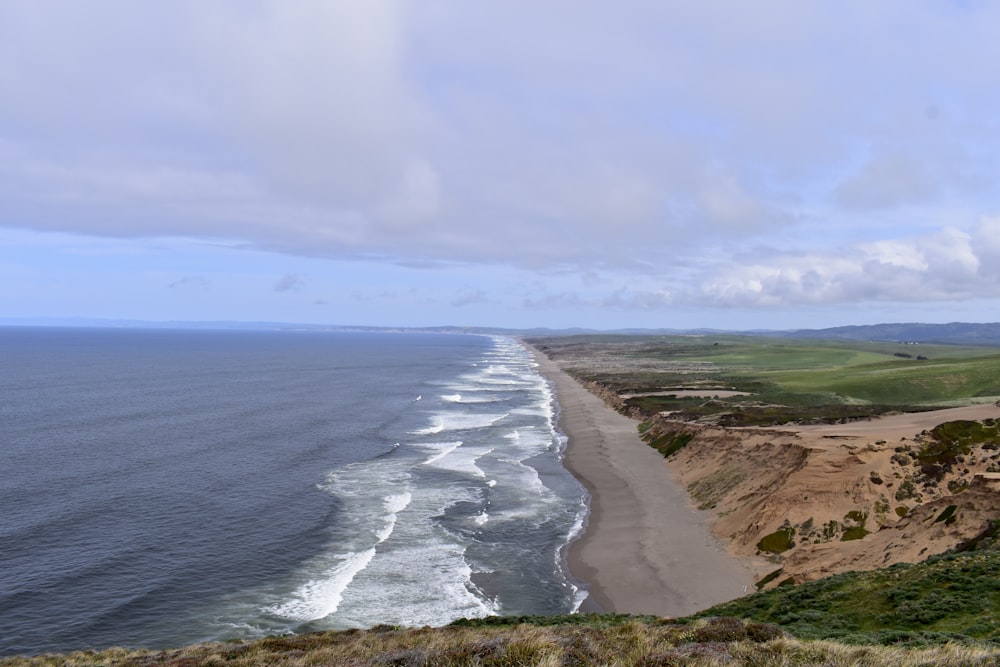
[
  {"left": 9, "top": 553, "right": 1000, "bottom": 664},
  {"left": 6, "top": 616, "right": 1000, "bottom": 666}
]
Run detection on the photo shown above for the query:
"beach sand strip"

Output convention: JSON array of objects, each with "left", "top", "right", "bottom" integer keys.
[{"left": 529, "top": 345, "right": 754, "bottom": 616}]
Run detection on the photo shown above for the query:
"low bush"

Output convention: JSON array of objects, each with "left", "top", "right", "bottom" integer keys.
[
  {"left": 757, "top": 527, "right": 795, "bottom": 554},
  {"left": 841, "top": 526, "right": 869, "bottom": 541}
]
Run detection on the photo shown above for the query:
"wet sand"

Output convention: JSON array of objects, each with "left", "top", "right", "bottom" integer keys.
[{"left": 529, "top": 345, "right": 754, "bottom": 616}]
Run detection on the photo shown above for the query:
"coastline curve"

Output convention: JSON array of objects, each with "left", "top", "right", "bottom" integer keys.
[{"left": 526, "top": 342, "right": 754, "bottom": 616}]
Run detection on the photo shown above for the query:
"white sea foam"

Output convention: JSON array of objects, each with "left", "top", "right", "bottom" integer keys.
[
  {"left": 520, "top": 464, "right": 547, "bottom": 493},
  {"left": 411, "top": 412, "right": 508, "bottom": 435},
  {"left": 467, "top": 376, "right": 527, "bottom": 387},
  {"left": 425, "top": 445, "right": 494, "bottom": 479},
  {"left": 375, "top": 522, "right": 395, "bottom": 543},
  {"left": 562, "top": 499, "right": 591, "bottom": 613},
  {"left": 511, "top": 404, "right": 550, "bottom": 418},
  {"left": 268, "top": 548, "right": 376, "bottom": 621},
  {"left": 436, "top": 383, "right": 506, "bottom": 397},
  {"left": 473, "top": 511, "right": 489, "bottom": 526},
  {"left": 335, "top": 542, "right": 500, "bottom": 627},
  {"left": 411, "top": 416, "right": 446, "bottom": 435},
  {"left": 384, "top": 493, "right": 412, "bottom": 515},
  {"left": 376, "top": 492, "right": 413, "bottom": 542},
  {"left": 419, "top": 441, "right": 464, "bottom": 465},
  {"left": 441, "top": 392, "right": 501, "bottom": 404}
]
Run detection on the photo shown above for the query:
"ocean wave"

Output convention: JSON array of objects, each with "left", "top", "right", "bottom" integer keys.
[
  {"left": 410, "top": 412, "right": 509, "bottom": 435},
  {"left": 441, "top": 393, "right": 503, "bottom": 404},
  {"left": 417, "top": 440, "right": 464, "bottom": 465},
  {"left": 334, "top": 542, "right": 500, "bottom": 627},
  {"left": 376, "top": 492, "right": 412, "bottom": 542},
  {"left": 424, "top": 444, "right": 494, "bottom": 479},
  {"left": 267, "top": 548, "right": 377, "bottom": 622}
]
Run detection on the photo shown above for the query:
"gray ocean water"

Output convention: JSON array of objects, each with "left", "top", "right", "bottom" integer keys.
[{"left": 0, "top": 328, "right": 588, "bottom": 657}]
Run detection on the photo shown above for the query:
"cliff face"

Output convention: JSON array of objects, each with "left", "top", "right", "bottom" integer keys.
[{"left": 638, "top": 406, "right": 1000, "bottom": 587}]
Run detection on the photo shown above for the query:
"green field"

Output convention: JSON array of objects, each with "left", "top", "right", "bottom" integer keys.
[
  {"left": 681, "top": 341, "right": 1000, "bottom": 406},
  {"left": 530, "top": 335, "right": 1000, "bottom": 425}
]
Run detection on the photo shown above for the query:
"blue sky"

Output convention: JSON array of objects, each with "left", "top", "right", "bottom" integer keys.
[{"left": 3, "top": 1, "right": 1000, "bottom": 330}]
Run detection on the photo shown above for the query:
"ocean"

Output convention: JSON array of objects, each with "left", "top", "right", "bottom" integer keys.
[{"left": 0, "top": 328, "right": 588, "bottom": 657}]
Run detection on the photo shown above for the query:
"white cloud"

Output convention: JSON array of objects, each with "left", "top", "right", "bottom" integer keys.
[
  {"left": 697, "top": 225, "right": 997, "bottom": 307},
  {"left": 3, "top": 1, "right": 1000, "bottom": 313}
]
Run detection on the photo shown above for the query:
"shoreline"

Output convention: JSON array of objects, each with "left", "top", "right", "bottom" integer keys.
[{"left": 529, "top": 344, "right": 755, "bottom": 616}]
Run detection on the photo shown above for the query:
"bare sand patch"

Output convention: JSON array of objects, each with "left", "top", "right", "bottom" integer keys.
[{"left": 781, "top": 403, "right": 1000, "bottom": 441}]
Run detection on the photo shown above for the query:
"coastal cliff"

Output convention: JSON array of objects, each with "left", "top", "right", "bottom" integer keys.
[
  {"left": 528, "top": 334, "right": 1000, "bottom": 590},
  {"left": 638, "top": 410, "right": 1000, "bottom": 588}
]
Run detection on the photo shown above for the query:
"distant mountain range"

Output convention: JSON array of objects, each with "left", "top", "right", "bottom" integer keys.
[{"left": 3, "top": 318, "right": 1000, "bottom": 345}]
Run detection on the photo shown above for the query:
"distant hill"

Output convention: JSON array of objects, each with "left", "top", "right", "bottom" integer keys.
[{"left": 778, "top": 322, "right": 1000, "bottom": 346}]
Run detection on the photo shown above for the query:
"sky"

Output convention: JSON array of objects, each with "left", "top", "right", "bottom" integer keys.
[{"left": 2, "top": 1, "right": 1000, "bottom": 330}]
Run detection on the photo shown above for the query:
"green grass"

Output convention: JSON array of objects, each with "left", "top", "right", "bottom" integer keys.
[
  {"left": 534, "top": 335, "right": 1000, "bottom": 426},
  {"left": 693, "top": 549, "right": 1000, "bottom": 646},
  {"left": 684, "top": 345, "right": 889, "bottom": 371},
  {"left": 765, "top": 355, "right": 1000, "bottom": 405}
]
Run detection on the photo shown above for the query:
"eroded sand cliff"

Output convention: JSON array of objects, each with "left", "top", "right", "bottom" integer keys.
[{"left": 642, "top": 404, "right": 1000, "bottom": 587}]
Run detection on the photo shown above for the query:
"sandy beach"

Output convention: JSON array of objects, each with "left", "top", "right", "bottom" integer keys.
[{"left": 528, "top": 345, "right": 754, "bottom": 616}]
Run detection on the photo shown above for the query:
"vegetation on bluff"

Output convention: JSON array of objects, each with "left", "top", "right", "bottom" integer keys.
[
  {"left": 695, "top": 549, "right": 1000, "bottom": 647},
  {"left": 638, "top": 421, "right": 694, "bottom": 458}
]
